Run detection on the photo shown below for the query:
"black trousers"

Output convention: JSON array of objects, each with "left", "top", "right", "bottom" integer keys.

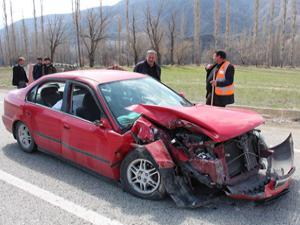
[{"left": 206, "top": 93, "right": 226, "bottom": 107}]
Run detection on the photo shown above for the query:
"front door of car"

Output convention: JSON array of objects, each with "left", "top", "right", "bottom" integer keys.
[
  {"left": 24, "top": 81, "right": 66, "bottom": 155},
  {"left": 61, "top": 83, "right": 114, "bottom": 177}
]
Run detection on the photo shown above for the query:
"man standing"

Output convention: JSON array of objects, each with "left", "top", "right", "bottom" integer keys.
[
  {"left": 134, "top": 50, "right": 161, "bottom": 81},
  {"left": 12, "top": 57, "right": 28, "bottom": 89},
  {"left": 33, "top": 57, "right": 43, "bottom": 80},
  {"left": 43, "top": 57, "right": 57, "bottom": 75},
  {"left": 205, "top": 51, "right": 234, "bottom": 107}
]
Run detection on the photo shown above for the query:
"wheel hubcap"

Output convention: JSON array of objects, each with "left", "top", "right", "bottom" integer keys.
[
  {"left": 127, "top": 159, "right": 160, "bottom": 194},
  {"left": 18, "top": 124, "right": 32, "bottom": 149}
]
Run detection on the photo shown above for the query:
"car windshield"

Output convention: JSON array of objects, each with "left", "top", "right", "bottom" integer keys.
[{"left": 99, "top": 77, "right": 192, "bottom": 129}]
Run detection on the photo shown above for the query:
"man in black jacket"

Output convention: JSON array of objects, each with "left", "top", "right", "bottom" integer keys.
[
  {"left": 134, "top": 50, "right": 161, "bottom": 81},
  {"left": 12, "top": 57, "right": 28, "bottom": 89},
  {"left": 205, "top": 51, "right": 235, "bottom": 107},
  {"left": 43, "top": 57, "right": 57, "bottom": 75},
  {"left": 33, "top": 57, "right": 43, "bottom": 80}
]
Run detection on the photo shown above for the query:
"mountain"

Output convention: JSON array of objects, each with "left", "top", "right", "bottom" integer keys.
[{"left": 4, "top": 0, "right": 300, "bottom": 41}]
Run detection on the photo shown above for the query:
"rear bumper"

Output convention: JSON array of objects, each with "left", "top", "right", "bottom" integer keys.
[
  {"left": 2, "top": 115, "right": 13, "bottom": 133},
  {"left": 226, "top": 134, "right": 295, "bottom": 201}
]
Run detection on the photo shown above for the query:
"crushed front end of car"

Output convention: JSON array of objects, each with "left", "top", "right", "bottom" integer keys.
[{"left": 129, "top": 104, "right": 295, "bottom": 208}]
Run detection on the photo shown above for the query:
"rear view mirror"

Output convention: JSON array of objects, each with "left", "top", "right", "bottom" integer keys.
[{"left": 94, "top": 118, "right": 110, "bottom": 129}]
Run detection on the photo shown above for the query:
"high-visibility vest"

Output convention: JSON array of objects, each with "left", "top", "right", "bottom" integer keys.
[{"left": 214, "top": 61, "right": 234, "bottom": 96}]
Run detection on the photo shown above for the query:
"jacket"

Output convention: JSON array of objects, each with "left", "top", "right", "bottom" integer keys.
[
  {"left": 134, "top": 60, "right": 161, "bottom": 81},
  {"left": 33, "top": 63, "right": 43, "bottom": 80},
  {"left": 12, "top": 64, "right": 28, "bottom": 86},
  {"left": 43, "top": 64, "right": 57, "bottom": 75}
]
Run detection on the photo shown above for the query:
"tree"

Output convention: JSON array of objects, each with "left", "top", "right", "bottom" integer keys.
[
  {"left": 266, "top": 0, "right": 275, "bottom": 67},
  {"left": 2, "top": 0, "right": 11, "bottom": 64},
  {"left": 33, "top": 0, "right": 39, "bottom": 55},
  {"left": 46, "top": 16, "right": 66, "bottom": 61},
  {"left": 193, "top": 0, "right": 200, "bottom": 65},
  {"left": 168, "top": 11, "right": 177, "bottom": 65},
  {"left": 130, "top": 12, "right": 139, "bottom": 65},
  {"left": 125, "top": 0, "right": 130, "bottom": 65},
  {"left": 225, "top": 0, "right": 230, "bottom": 50},
  {"left": 117, "top": 15, "right": 122, "bottom": 65},
  {"left": 40, "top": 0, "right": 45, "bottom": 56},
  {"left": 289, "top": 0, "right": 297, "bottom": 67},
  {"left": 253, "top": 0, "right": 259, "bottom": 66},
  {"left": 145, "top": 3, "right": 164, "bottom": 64},
  {"left": 81, "top": 9, "right": 108, "bottom": 67},
  {"left": 72, "top": 0, "right": 83, "bottom": 67},
  {"left": 214, "top": 0, "right": 220, "bottom": 49},
  {"left": 21, "top": 15, "right": 29, "bottom": 60},
  {"left": 280, "top": 0, "right": 288, "bottom": 68},
  {"left": 9, "top": 0, "right": 17, "bottom": 58}
]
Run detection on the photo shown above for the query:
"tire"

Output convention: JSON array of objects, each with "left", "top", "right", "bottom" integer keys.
[
  {"left": 15, "top": 122, "right": 37, "bottom": 153},
  {"left": 120, "top": 149, "right": 166, "bottom": 200}
]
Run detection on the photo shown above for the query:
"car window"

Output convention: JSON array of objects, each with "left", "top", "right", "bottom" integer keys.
[
  {"left": 34, "top": 81, "right": 66, "bottom": 111},
  {"left": 69, "top": 85, "right": 101, "bottom": 122}
]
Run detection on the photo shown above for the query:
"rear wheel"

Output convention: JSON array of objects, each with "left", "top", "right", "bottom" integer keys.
[
  {"left": 16, "top": 122, "right": 37, "bottom": 153},
  {"left": 120, "top": 149, "right": 166, "bottom": 200}
]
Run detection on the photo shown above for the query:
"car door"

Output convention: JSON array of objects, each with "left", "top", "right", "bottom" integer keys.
[
  {"left": 24, "top": 80, "right": 67, "bottom": 155},
  {"left": 61, "top": 82, "right": 116, "bottom": 178}
]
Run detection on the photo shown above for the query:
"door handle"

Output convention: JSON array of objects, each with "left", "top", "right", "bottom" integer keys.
[{"left": 63, "top": 124, "right": 70, "bottom": 130}]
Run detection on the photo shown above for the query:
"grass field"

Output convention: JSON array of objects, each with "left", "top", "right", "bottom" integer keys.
[{"left": 1, "top": 65, "right": 299, "bottom": 109}]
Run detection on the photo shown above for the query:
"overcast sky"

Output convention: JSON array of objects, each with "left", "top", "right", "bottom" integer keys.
[{"left": 0, "top": 0, "right": 121, "bottom": 28}]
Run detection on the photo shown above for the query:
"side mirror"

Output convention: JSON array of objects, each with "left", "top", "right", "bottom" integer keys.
[
  {"left": 94, "top": 118, "right": 110, "bottom": 129},
  {"left": 179, "top": 91, "right": 185, "bottom": 98}
]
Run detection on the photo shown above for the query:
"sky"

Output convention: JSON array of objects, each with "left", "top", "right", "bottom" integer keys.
[{"left": 0, "top": 0, "right": 121, "bottom": 28}]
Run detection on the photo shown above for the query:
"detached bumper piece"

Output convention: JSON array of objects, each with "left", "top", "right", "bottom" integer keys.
[{"left": 226, "top": 134, "right": 295, "bottom": 201}]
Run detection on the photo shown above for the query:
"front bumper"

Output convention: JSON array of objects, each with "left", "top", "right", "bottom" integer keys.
[{"left": 226, "top": 134, "right": 295, "bottom": 201}]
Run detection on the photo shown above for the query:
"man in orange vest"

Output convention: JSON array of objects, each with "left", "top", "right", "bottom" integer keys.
[{"left": 205, "top": 51, "right": 235, "bottom": 107}]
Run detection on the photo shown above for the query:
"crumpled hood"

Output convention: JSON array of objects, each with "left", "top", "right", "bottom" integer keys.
[{"left": 129, "top": 104, "right": 264, "bottom": 142}]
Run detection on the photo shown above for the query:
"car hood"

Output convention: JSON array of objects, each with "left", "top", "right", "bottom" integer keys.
[{"left": 129, "top": 104, "right": 264, "bottom": 142}]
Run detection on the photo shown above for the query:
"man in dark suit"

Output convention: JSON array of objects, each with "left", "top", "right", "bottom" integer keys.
[
  {"left": 33, "top": 57, "right": 43, "bottom": 80},
  {"left": 205, "top": 51, "right": 235, "bottom": 107},
  {"left": 134, "top": 50, "right": 161, "bottom": 81},
  {"left": 43, "top": 57, "right": 57, "bottom": 75},
  {"left": 12, "top": 57, "right": 28, "bottom": 89}
]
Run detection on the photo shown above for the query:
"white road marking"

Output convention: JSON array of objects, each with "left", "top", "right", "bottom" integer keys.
[
  {"left": 0, "top": 170, "right": 124, "bottom": 225},
  {"left": 295, "top": 148, "right": 300, "bottom": 153}
]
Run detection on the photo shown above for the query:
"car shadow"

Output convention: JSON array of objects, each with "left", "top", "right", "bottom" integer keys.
[{"left": 2, "top": 143, "right": 299, "bottom": 225}]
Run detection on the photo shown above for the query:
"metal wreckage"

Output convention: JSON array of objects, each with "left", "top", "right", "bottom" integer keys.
[{"left": 128, "top": 104, "right": 295, "bottom": 208}]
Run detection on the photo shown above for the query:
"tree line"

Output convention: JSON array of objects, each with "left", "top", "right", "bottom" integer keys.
[{"left": 0, "top": 0, "right": 299, "bottom": 67}]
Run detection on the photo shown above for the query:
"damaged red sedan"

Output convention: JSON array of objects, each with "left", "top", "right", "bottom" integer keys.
[{"left": 2, "top": 70, "right": 295, "bottom": 208}]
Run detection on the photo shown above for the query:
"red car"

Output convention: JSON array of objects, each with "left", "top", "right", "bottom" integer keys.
[{"left": 2, "top": 70, "right": 295, "bottom": 207}]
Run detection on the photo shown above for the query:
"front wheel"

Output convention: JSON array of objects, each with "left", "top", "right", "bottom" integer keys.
[
  {"left": 16, "top": 122, "right": 37, "bottom": 153},
  {"left": 120, "top": 149, "right": 166, "bottom": 200}
]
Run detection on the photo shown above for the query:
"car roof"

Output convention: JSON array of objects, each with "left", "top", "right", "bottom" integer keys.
[{"left": 44, "top": 69, "right": 146, "bottom": 85}]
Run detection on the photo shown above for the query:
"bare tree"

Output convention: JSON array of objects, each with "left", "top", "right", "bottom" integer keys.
[
  {"left": 253, "top": 0, "right": 259, "bottom": 66},
  {"left": 72, "top": 0, "right": 83, "bottom": 67},
  {"left": 280, "top": 0, "right": 288, "bottom": 68},
  {"left": 2, "top": 0, "right": 11, "bottom": 64},
  {"left": 130, "top": 12, "right": 139, "bottom": 64},
  {"left": 125, "top": 0, "right": 130, "bottom": 65},
  {"left": 117, "top": 15, "right": 122, "bottom": 65},
  {"left": 21, "top": 15, "right": 29, "bottom": 60},
  {"left": 33, "top": 0, "right": 39, "bottom": 55},
  {"left": 9, "top": 0, "right": 17, "bottom": 58},
  {"left": 81, "top": 9, "right": 108, "bottom": 67},
  {"left": 168, "top": 11, "right": 177, "bottom": 65},
  {"left": 46, "top": 16, "right": 66, "bottom": 61},
  {"left": 225, "top": 0, "right": 230, "bottom": 50},
  {"left": 289, "top": 0, "right": 297, "bottom": 67},
  {"left": 193, "top": 0, "right": 200, "bottom": 65},
  {"left": 214, "top": 0, "right": 221, "bottom": 49},
  {"left": 0, "top": 34, "right": 4, "bottom": 64},
  {"left": 145, "top": 4, "right": 164, "bottom": 64},
  {"left": 266, "top": 0, "right": 275, "bottom": 67},
  {"left": 40, "top": 0, "right": 45, "bottom": 56}
]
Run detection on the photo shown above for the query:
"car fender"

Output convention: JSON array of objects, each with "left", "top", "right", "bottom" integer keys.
[{"left": 143, "top": 140, "right": 175, "bottom": 169}]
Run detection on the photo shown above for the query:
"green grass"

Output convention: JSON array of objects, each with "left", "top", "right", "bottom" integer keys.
[
  {"left": 161, "top": 65, "right": 300, "bottom": 110},
  {"left": 0, "top": 67, "right": 12, "bottom": 89},
  {"left": 1, "top": 65, "right": 299, "bottom": 109}
]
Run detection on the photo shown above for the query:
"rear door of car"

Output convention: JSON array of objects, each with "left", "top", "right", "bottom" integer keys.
[
  {"left": 24, "top": 80, "right": 67, "bottom": 155},
  {"left": 60, "top": 81, "right": 116, "bottom": 178}
]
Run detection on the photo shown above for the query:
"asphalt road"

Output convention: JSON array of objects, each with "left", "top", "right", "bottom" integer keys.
[{"left": 1, "top": 89, "right": 300, "bottom": 225}]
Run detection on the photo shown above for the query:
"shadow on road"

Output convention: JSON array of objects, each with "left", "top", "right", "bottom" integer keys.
[{"left": 2, "top": 143, "right": 300, "bottom": 225}]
